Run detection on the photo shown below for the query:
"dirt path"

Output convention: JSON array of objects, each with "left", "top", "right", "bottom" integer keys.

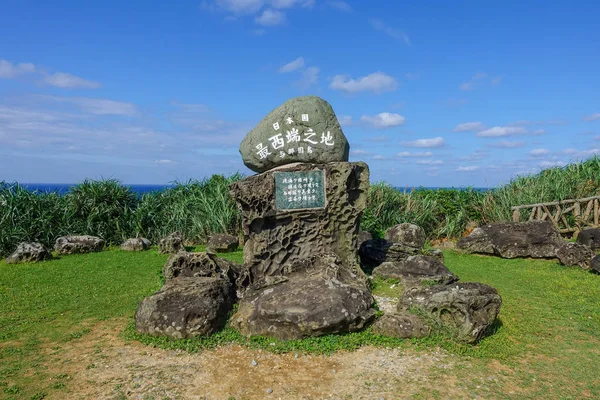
[{"left": 42, "top": 319, "right": 505, "bottom": 400}]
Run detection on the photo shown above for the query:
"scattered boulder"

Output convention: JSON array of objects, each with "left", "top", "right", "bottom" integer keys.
[
  {"left": 424, "top": 248, "right": 444, "bottom": 263},
  {"left": 163, "top": 251, "right": 242, "bottom": 285},
  {"left": 231, "top": 254, "right": 375, "bottom": 340},
  {"left": 206, "top": 234, "right": 239, "bottom": 254},
  {"left": 576, "top": 228, "right": 600, "bottom": 251},
  {"left": 55, "top": 235, "right": 104, "bottom": 255},
  {"left": 372, "top": 255, "right": 458, "bottom": 285},
  {"left": 135, "top": 277, "right": 235, "bottom": 339},
  {"left": 556, "top": 242, "right": 595, "bottom": 269},
  {"left": 385, "top": 223, "right": 426, "bottom": 249},
  {"left": 359, "top": 239, "right": 420, "bottom": 271},
  {"left": 372, "top": 311, "right": 430, "bottom": 338},
  {"left": 457, "top": 221, "right": 564, "bottom": 259},
  {"left": 120, "top": 238, "right": 151, "bottom": 252},
  {"left": 399, "top": 282, "right": 502, "bottom": 344},
  {"left": 357, "top": 230, "right": 372, "bottom": 249},
  {"left": 5, "top": 242, "right": 52, "bottom": 264},
  {"left": 590, "top": 254, "right": 600, "bottom": 274},
  {"left": 158, "top": 232, "right": 184, "bottom": 254},
  {"left": 239, "top": 96, "right": 350, "bottom": 173}
]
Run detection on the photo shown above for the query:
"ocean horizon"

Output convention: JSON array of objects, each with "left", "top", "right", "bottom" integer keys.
[{"left": 15, "top": 183, "right": 492, "bottom": 195}]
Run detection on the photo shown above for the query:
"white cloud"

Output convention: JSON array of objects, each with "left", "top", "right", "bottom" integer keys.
[
  {"left": 491, "top": 76, "right": 503, "bottom": 85},
  {"left": 350, "top": 149, "right": 372, "bottom": 156},
  {"left": 279, "top": 57, "right": 305, "bottom": 73},
  {"left": 270, "top": 0, "right": 314, "bottom": 8},
  {"left": 326, "top": 0, "right": 352, "bottom": 12},
  {"left": 360, "top": 112, "right": 405, "bottom": 128},
  {"left": 530, "top": 148, "right": 550, "bottom": 157},
  {"left": 460, "top": 72, "right": 500, "bottom": 91},
  {"left": 416, "top": 159, "right": 443, "bottom": 165},
  {"left": 476, "top": 126, "right": 527, "bottom": 137},
  {"left": 43, "top": 72, "right": 101, "bottom": 89},
  {"left": 369, "top": 18, "right": 411, "bottom": 45},
  {"left": 532, "top": 129, "right": 546, "bottom": 135},
  {"left": 330, "top": 72, "right": 398, "bottom": 94},
  {"left": 154, "top": 159, "right": 175, "bottom": 165},
  {"left": 46, "top": 96, "right": 138, "bottom": 116},
  {"left": 397, "top": 151, "right": 433, "bottom": 157},
  {"left": 298, "top": 66, "right": 319, "bottom": 87},
  {"left": 456, "top": 166, "right": 480, "bottom": 172},
  {"left": 372, "top": 155, "right": 386, "bottom": 160},
  {"left": 372, "top": 135, "right": 390, "bottom": 142},
  {"left": 584, "top": 113, "right": 600, "bottom": 121},
  {"left": 401, "top": 137, "right": 445, "bottom": 148},
  {"left": 214, "top": 0, "right": 264, "bottom": 14},
  {"left": 338, "top": 115, "right": 353, "bottom": 126},
  {"left": 0, "top": 59, "right": 36, "bottom": 78},
  {"left": 255, "top": 8, "right": 285, "bottom": 25},
  {"left": 539, "top": 160, "right": 566, "bottom": 169},
  {"left": 487, "top": 140, "right": 526, "bottom": 148},
  {"left": 453, "top": 121, "right": 485, "bottom": 133},
  {"left": 459, "top": 82, "right": 474, "bottom": 91}
]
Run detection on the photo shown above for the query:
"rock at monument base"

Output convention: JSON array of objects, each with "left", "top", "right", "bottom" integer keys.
[
  {"left": 230, "top": 161, "right": 369, "bottom": 285},
  {"left": 372, "top": 312, "right": 430, "bottom": 338},
  {"left": 135, "top": 277, "right": 234, "bottom": 339},
  {"left": 590, "top": 254, "right": 600, "bottom": 274},
  {"left": 5, "top": 242, "right": 52, "bottom": 264},
  {"left": 158, "top": 232, "right": 184, "bottom": 254},
  {"left": 372, "top": 255, "right": 459, "bottom": 285},
  {"left": 424, "top": 248, "right": 444, "bottom": 263},
  {"left": 399, "top": 282, "right": 502, "bottom": 344},
  {"left": 231, "top": 254, "right": 375, "bottom": 340},
  {"left": 206, "top": 234, "right": 239, "bottom": 254},
  {"left": 556, "top": 242, "right": 595, "bottom": 269},
  {"left": 163, "top": 251, "right": 242, "bottom": 285},
  {"left": 457, "top": 221, "right": 564, "bottom": 259},
  {"left": 239, "top": 96, "right": 349, "bottom": 173},
  {"left": 120, "top": 238, "right": 151, "bottom": 252},
  {"left": 55, "top": 235, "right": 104, "bottom": 255},
  {"left": 359, "top": 239, "right": 420, "bottom": 271},
  {"left": 384, "top": 223, "right": 426, "bottom": 249},
  {"left": 576, "top": 228, "right": 600, "bottom": 251}
]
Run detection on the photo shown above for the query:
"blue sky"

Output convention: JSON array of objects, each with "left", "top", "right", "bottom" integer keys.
[{"left": 1, "top": 0, "right": 599, "bottom": 187}]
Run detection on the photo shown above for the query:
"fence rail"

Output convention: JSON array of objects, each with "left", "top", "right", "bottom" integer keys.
[{"left": 511, "top": 195, "right": 600, "bottom": 233}]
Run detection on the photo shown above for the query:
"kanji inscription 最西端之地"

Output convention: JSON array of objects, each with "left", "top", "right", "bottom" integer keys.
[{"left": 274, "top": 170, "right": 326, "bottom": 210}]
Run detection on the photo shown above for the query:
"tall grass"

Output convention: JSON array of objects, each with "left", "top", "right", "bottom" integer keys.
[{"left": 3, "top": 156, "right": 600, "bottom": 257}]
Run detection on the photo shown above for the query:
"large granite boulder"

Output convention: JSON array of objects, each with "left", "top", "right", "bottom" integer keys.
[
  {"left": 399, "top": 282, "right": 502, "bottom": 344},
  {"left": 120, "top": 238, "right": 151, "bottom": 252},
  {"left": 239, "top": 96, "right": 349, "bottom": 173},
  {"left": 230, "top": 161, "right": 369, "bottom": 285},
  {"left": 576, "top": 228, "right": 600, "bottom": 251},
  {"left": 206, "top": 234, "right": 239, "bottom": 254},
  {"left": 158, "top": 232, "right": 184, "bottom": 254},
  {"left": 457, "top": 221, "right": 564, "bottom": 259},
  {"left": 556, "top": 242, "right": 595, "bottom": 269},
  {"left": 372, "top": 255, "right": 458, "bottom": 285},
  {"left": 359, "top": 239, "right": 420, "bottom": 271},
  {"left": 372, "top": 311, "right": 430, "bottom": 338},
  {"left": 231, "top": 254, "right": 375, "bottom": 340},
  {"left": 163, "top": 251, "right": 242, "bottom": 285},
  {"left": 5, "top": 242, "right": 52, "bottom": 264},
  {"left": 385, "top": 223, "right": 426, "bottom": 249},
  {"left": 55, "top": 235, "right": 104, "bottom": 255},
  {"left": 135, "top": 277, "right": 234, "bottom": 339}
]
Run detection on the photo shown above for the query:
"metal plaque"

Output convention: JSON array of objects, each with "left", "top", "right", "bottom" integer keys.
[{"left": 274, "top": 170, "right": 326, "bottom": 210}]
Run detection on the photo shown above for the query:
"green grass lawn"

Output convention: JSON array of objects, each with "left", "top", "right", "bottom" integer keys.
[{"left": 1, "top": 247, "right": 599, "bottom": 399}]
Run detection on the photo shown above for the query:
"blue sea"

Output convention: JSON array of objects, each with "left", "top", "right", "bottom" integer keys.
[{"left": 19, "top": 183, "right": 491, "bottom": 195}]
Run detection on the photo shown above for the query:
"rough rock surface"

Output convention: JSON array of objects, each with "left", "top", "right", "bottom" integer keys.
[
  {"left": 424, "top": 248, "right": 444, "bottom": 263},
  {"left": 206, "top": 234, "right": 239, "bottom": 254},
  {"left": 230, "top": 161, "right": 369, "bottom": 285},
  {"left": 239, "top": 96, "right": 350, "bottom": 173},
  {"left": 399, "top": 282, "right": 502, "bottom": 344},
  {"left": 385, "top": 223, "right": 426, "bottom": 249},
  {"left": 556, "top": 242, "right": 595, "bottom": 269},
  {"left": 372, "top": 255, "right": 459, "bottom": 285},
  {"left": 55, "top": 235, "right": 104, "bottom": 255},
  {"left": 590, "top": 254, "right": 600, "bottom": 274},
  {"left": 135, "top": 277, "right": 234, "bottom": 339},
  {"left": 457, "top": 221, "right": 564, "bottom": 259},
  {"left": 158, "top": 232, "right": 184, "bottom": 254},
  {"left": 163, "top": 251, "right": 242, "bottom": 285},
  {"left": 372, "top": 312, "right": 430, "bottom": 338},
  {"left": 120, "top": 238, "right": 151, "bottom": 252},
  {"left": 357, "top": 230, "right": 372, "bottom": 249},
  {"left": 231, "top": 254, "right": 375, "bottom": 340},
  {"left": 576, "top": 228, "right": 600, "bottom": 251},
  {"left": 5, "top": 242, "right": 52, "bottom": 264},
  {"left": 359, "top": 239, "right": 420, "bottom": 271}
]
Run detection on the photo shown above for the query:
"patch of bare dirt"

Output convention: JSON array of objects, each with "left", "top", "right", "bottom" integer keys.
[{"left": 41, "top": 319, "right": 507, "bottom": 400}]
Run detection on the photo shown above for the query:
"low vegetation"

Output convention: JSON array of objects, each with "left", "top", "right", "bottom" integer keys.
[
  {"left": 3, "top": 157, "right": 600, "bottom": 258},
  {"left": 1, "top": 248, "right": 598, "bottom": 398}
]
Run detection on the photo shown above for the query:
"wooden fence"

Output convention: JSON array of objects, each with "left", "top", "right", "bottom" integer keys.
[{"left": 511, "top": 195, "right": 600, "bottom": 233}]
